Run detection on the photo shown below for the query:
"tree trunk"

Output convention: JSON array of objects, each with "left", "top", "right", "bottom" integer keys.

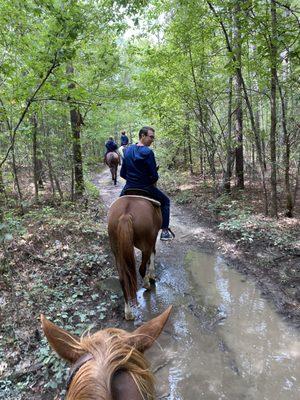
[
  {"left": 47, "top": 157, "right": 55, "bottom": 196},
  {"left": 67, "top": 64, "right": 84, "bottom": 198},
  {"left": 31, "top": 113, "right": 39, "bottom": 203},
  {"left": 223, "top": 76, "right": 233, "bottom": 193},
  {"left": 185, "top": 117, "right": 194, "bottom": 175},
  {"left": 199, "top": 145, "right": 204, "bottom": 175},
  {"left": 269, "top": 0, "right": 278, "bottom": 217},
  {"left": 0, "top": 168, "right": 4, "bottom": 223},
  {"left": 276, "top": 75, "right": 293, "bottom": 217},
  {"left": 293, "top": 157, "right": 300, "bottom": 210},
  {"left": 0, "top": 168, "right": 4, "bottom": 195},
  {"left": 234, "top": 1, "right": 244, "bottom": 189},
  {"left": 183, "top": 140, "right": 187, "bottom": 168},
  {"left": 11, "top": 144, "right": 24, "bottom": 215}
]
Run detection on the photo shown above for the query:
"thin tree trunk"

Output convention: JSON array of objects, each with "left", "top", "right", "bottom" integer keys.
[
  {"left": 199, "top": 145, "right": 204, "bottom": 175},
  {"left": 185, "top": 116, "right": 194, "bottom": 174},
  {"left": 293, "top": 157, "right": 300, "bottom": 210},
  {"left": 31, "top": 113, "right": 39, "bottom": 203},
  {"left": 252, "top": 144, "right": 255, "bottom": 180},
  {"left": 269, "top": 0, "right": 278, "bottom": 217},
  {"left": 11, "top": 145, "right": 24, "bottom": 215},
  {"left": 67, "top": 64, "right": 84, "bottom": 198},
  {"left": 0, "top": 168, "right": 4, "bottom": 195},
  {"left": 0, "top": 168, "right": 4, "bottom": 223},
  {"left": 276, "top": 75, "right": 293, "bottom": 217},
  {"left": 71, "top": 166, "right": 75, "bottom": 201},
  {"left": 47, "top": 157, "right": 55, "bottom": 196},
  {"left": 183, "top": 140, "right": 187, "bottom": 168},
  {"left": 223, "top": 76, "right": 233, "bottom": 193},
  {"left": 234, "top": 1, "right": 244, "bottom": 189},
  {"left": 54, "top": 172, "right": 63, "bottom": 200}
]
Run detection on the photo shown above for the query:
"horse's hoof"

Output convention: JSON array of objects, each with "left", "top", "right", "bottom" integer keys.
[
  {"left": 125, "top": 312, "right": 135, "bottom": 321},
  {"left": 143, "top": 277, "right": 151, "bottom": 290},
  {"left": 149, "top": 275, "right": 156, "bottom": 283}
]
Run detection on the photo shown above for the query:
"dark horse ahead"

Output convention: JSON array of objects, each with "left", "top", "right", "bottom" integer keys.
[
  {"left": 108, "top": 195, "right": 162, "bottom": 320},
  {"left": 106, "top": 152, "right": 120, "bottom": 185}
]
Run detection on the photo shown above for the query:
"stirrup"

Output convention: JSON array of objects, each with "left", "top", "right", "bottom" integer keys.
[
  {"left": 160, "top": 228, "right": 175, "bottom": 241},
  {"left": 168, "top": 228, "right": 175, "bottom": 238}
]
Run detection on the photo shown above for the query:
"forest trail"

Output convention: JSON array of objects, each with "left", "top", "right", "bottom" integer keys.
[{"left": 96, "top": 168, "right": 300, "bottom": 400}]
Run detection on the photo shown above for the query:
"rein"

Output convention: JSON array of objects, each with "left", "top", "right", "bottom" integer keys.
[{"left": 66, "top": 353, "right": 94, "bottom": 393}]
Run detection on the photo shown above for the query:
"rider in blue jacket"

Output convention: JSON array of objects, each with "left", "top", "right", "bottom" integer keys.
[
  {"left": 120, "top": 126, "right": 174, "bottom": 241},
  {"left": 105, "top": 137, "right": 118, "bottom": 153},
  {"left": 104, "top": 137, "right": 120, "bottom": 164},
  {"left": 120, "top": 131, "right": 129, "bottom": 146}
]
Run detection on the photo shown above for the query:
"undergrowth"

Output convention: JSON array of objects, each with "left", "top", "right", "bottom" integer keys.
[{"left": 0, "top": 184, "right": 120, "bottom": 399}]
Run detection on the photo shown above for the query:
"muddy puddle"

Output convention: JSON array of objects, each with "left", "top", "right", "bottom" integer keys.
[{"left": 97, "top": 170, "right": 300, "bottom": 400}]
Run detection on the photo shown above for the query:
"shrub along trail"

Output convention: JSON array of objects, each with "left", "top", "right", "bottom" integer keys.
[{"left": 0, "top": 193, "right": 124, "bottom": 399}]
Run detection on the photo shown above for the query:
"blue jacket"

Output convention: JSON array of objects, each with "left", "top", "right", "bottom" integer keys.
[
  {"left": 105, "top": 140, "right": 118, "bottom": 152},
  {"left": 120, "top": 144, "right": 159, "bottom": 188},
  {"left": 120, "top": 134, "right": 129, "bottom": 146}
]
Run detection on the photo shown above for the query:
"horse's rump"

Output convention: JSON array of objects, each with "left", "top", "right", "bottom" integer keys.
[
  {"left": 108, "top": 197, "right": 161, "bottom": 250},
  {"left": 106, "top": 151, "right": 119, "bottom": 166}
]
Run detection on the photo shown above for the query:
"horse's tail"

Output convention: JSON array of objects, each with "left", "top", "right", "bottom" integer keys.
[{"left": 117, "top": 213, "right": 137, "bottom": 301}]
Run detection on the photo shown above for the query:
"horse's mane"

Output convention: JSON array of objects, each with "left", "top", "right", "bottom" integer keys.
[{"left": 67, "top": 328, "right": 155, "bottom": 400}]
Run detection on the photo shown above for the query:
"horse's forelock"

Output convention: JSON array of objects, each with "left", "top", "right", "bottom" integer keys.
[{"left": 67, "top": 329, "right": 155, "bottom": 400}]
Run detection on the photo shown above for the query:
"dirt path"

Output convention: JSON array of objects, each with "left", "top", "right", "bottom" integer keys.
[{"left": 96, "top": 169, "right": 300, "bottom": 400}]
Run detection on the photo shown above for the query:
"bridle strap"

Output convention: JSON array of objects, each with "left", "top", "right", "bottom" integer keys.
[{"left": 66, "top": 353, "right": 94, "bottom": 392}]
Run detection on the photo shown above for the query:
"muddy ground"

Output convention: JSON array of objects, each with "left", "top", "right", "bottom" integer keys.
[{"left": 0, "top": 169, "right": 299, "bottom": 399}]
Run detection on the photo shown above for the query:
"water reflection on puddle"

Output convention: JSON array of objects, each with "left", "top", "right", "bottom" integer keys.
[{"left": 142, "top": 250, "right": 300, "bottom": 400}]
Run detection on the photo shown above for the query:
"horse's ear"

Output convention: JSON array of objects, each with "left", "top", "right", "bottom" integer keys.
[
  {"left": 128, "top": 306, "right": 172, "bottom": 352},
  {"left": 40, "top": 314, "right": 84, "bottom": 363}
]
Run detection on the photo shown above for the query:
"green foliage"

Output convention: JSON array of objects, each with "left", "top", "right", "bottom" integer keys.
[
  {"left": 85, "top": 180, "right": 100, "bottom": 199},
  {"left": 0, "top": 212, "right": 26, "bottom": 244},
  {"left": 37, "top": 339, "right": 67, "bottom": 392},
  {"left": 208, "top": 195, "right": 252, "bottom": 218},
  {"left": 219, "top": 214, "right": 294, "bottom": 249},
  {"left": 174, "top": 190, "right": 194, "bottom": 205}
]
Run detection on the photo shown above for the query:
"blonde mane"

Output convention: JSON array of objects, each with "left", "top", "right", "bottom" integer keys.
[{"left": 67, "top": 328, "right": 155, "bottom": 400}]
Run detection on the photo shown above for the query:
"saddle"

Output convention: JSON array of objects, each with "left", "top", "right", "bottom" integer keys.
[{"left": 122, "top": 188, "right": 161, "bottom": 207}]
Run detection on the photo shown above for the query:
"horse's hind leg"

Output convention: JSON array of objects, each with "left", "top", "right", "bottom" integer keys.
[
  {"left": 139, "top": 250, "right": 152, "bottom": 290},
  {"left": 124, "top": 302, "right": 134, "bottom": 321},
  {"left": 114, "top": 166, "right": 117, "bottom": 185},
  {"left": 148, "top": 250, "right": 156, "bottom": 283},
  {"left": 119, "top": 278, "right": 135, "bottom": 320}
]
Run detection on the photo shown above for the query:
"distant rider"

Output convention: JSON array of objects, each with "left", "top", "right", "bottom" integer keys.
[
  {"left": 120, "top": 126, "right": 174, "bottom": 241},
  {"left": 104, "top": 137, "right": 119, "bottom": 164},
  {"left": 120, "top": 130, "right": 129, "bottom": 146}
]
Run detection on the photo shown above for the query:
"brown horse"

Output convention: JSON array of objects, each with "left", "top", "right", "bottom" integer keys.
[
  {"left": 108, "top": 196, "right": 162, "bottom": 320},
  {"left": 41, "top": 306, "right": 172, "bottom": 400},
  {"left": 106, "top": 152, "right": 120, "bottom": 185}
]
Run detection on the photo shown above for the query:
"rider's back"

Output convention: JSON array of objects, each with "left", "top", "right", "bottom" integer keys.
[{"left": 120, "top": 144, "right": 158, "bottom": 188}]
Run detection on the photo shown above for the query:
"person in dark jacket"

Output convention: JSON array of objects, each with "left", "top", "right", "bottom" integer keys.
[
  {"left": 120, "top": 126, "right": 174, "bottom": 241},
  {"left": 105, "top": 137, "right": 118, "bottom": 153},
  {"left": 120, "top": 131, "right": 129, "bottom": 146},
  {"left": 104, "top": 137, "right": 120, "bottom": 164}
]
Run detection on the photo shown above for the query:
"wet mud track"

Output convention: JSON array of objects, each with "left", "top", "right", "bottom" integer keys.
[{"left": 96, "top": 169, "right": 300, "bottom": 400}]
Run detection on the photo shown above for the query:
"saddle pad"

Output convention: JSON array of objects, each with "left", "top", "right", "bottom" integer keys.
[{"left": 122, "top": 195, "right": 161, "bottom": 207}]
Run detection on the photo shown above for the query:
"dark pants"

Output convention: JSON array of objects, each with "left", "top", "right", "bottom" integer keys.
[{"left": 120, "top": 184, "right": 170, "bottom": 229}]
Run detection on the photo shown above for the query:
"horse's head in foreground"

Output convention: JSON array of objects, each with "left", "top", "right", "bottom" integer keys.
[{"left": 41, "top": 305, "right": 172, "bottom": 400}]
